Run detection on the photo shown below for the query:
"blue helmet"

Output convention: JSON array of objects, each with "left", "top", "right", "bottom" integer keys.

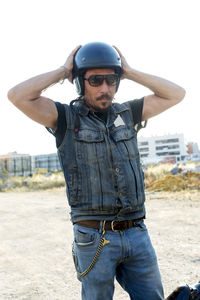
[{"left": 72, "top": 42, "right": 122, "bottom": 95}]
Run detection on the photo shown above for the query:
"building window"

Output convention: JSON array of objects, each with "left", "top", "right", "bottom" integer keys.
[
  {"left": 156, "top": 145, "right": 179, "bottom": 151},
  {"left": 168, "top": 151, "right": 180, "bottom": 155},
  {"left": 138, "top": 141, "right": 149, "bottom": 146},
  {"left": 139, "top": 147, "right": 149, "bottom": 152},
  {"left": 155, "top": 138, "right": 179, "bottom": 144},
  {"left": 156, "top": 152, "right": 169, "bottom": 156},
  {"left": 156, "top": 151, "right": 180, "bottom": 156}
]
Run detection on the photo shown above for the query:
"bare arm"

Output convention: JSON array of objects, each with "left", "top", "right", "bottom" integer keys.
[
  {"left": 7, "top": 45, "right": 81, "bottom": 131},
  {"left": 114, "top": 46, "right": 186, "bottom": 121}
]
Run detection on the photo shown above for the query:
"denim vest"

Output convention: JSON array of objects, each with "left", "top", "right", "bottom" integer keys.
[{"left": 57, "top": 100, "right": 146, "bottom": 223}]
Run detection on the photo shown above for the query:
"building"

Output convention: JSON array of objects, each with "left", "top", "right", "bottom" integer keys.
[
  {"left": 0, "top": 152, "right": 61, "bottom": 176},
  {"left": 0, "top": 152, "right": 33, "bottom": 176},
  {"left": 138, "top": 133, "right": 187, "bottom": 164},
  {"left": 187, "top": 142, "right": 200, "bottom": 161},
  {"left": 33, "top": 153, "right": 61, "bottom": 172},
  {"left": 187, "top": 142, "right": 200, "bottom": 154}
]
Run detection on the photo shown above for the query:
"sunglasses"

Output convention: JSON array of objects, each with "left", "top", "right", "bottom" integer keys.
[{"left": 84, "top": 74, "right": 119, "bottom": 87}]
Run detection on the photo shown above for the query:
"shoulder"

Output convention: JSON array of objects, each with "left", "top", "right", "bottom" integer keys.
[
  {"left": 123, "top": 97, "right": 146, "bottom": 131},
  {"left": 55, "top": 101, "right": 69, "bottom": 114},
  {"left": 112, "top": 97, "right": 144, "bottom": 111},
  {"left": 126, "top": 97, "right": 144, "bottom": 111}
]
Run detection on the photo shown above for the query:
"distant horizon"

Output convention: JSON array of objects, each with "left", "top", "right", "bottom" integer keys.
[{"left": 1, "top": 132, "right": 199, "bottom": 157}]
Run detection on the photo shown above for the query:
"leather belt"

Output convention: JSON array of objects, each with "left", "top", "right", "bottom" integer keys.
[{"left": 74, "top": 218, "right": 144, "bottom": 232}]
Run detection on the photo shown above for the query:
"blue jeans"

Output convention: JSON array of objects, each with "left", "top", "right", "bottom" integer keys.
[{"left": 73, "top": 221, "right": 164, "bottom": 300}]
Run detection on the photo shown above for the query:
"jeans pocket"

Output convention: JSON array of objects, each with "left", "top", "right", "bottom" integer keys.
[
  {"left": 74, "top": 226, "right": 97, "bottom": 247},
  {"left": 72, "top": 242, "right": 82, "bottom": 281},
  {"left": 73, "top": 226, "right": 100, "bottom": 279}
]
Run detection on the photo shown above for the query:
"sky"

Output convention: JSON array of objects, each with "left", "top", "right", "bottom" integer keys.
[{"left": 0, "top": 0, "right": 199, "bottom": 155}]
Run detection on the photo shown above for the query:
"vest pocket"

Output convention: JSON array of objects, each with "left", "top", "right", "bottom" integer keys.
[
  {"left": 111, "top": 127, "right": 139, "bottom": 158},
  {"left": 75, "top": 129, "right": 105, "bottom": 162},
  {"left": 111, "top": 127, "right": 134, "bottom": 142},
  {"left": 75, "top": 129, "right": 104, "bottom": 143}
]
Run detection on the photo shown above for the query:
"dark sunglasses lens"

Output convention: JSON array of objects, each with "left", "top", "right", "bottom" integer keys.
[
  {"left": 87, "top": 74, "right": 119, "bottom": 86},
  {"left": 88, "top": 75, "right": 104, "bottom": 86},
  {"left": 106, "top": 74, "right": 118, "bottom": 86}
]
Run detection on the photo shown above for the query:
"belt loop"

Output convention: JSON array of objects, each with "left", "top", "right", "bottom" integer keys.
[
  {"left": 128, "top": 220, "right": 132, "bottom": 228},
  {"left": 99, "top": 220, "right": 103, "bottom": 234}
]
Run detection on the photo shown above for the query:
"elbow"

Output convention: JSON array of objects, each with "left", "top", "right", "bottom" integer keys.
[
  {"left": 7, "top": 88, "right": 15, "bottom": 103},
  {"left": 177, "top": 87, "right": 186, "bottom": 103},
  {"left": 7, "top": 87, "right": 19, "bottom": 105}
]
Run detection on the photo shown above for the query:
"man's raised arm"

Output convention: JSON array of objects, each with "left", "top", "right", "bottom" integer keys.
[
  {"left": 114, "top": 46, "right": 186, "bottom": 121},
  {"left": 7, "top": 45, "right": 81, "bottom": 131}
]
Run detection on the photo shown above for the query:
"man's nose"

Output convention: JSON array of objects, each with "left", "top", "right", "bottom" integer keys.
[{"left": 99, "top": 80, "right": 110, "bottom": 92}]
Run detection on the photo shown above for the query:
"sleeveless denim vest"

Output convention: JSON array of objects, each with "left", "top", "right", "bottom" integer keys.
[{"left": 57, "top": 100, "right": 146, "bottom": 223}]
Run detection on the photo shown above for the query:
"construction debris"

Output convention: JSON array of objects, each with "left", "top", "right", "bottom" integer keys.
[{"left": 147, "top": 171, "right": 200, "bottom": 191}]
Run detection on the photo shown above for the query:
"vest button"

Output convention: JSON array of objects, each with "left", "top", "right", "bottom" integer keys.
[{"left": 115, "top": 167, "right": 120, "bottom": 172}]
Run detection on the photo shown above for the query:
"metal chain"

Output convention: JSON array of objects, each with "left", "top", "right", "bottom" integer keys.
[{"left": 72, "top": 220, "right": 110, "bottom": 277}]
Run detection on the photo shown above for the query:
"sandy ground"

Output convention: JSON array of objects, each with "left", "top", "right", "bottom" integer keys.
[{"left": 0, "top": 189, "right": 200, "bottom": 300}]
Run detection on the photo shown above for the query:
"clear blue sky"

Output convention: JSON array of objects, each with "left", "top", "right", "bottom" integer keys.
[{"left": 1, "top": 0, "right": 199, "bottom": 155}]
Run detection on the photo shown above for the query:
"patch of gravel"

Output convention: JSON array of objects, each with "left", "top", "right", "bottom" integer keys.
[{"left": 0, "top": 189, "right": 199, "bottom": 299}]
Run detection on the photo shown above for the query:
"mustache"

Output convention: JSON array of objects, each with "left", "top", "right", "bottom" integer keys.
[{"left": 96, "top": 94, "right": 112, "bottom": 101}]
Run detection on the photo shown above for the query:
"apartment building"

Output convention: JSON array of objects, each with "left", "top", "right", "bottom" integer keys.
[{"left": 138, "top": 133, "right": 187, "bottom": 164}]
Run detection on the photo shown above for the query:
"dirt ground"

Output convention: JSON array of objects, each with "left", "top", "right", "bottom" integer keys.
[{"left": 0, "top": 189, "right": 199, "bottom": 299}]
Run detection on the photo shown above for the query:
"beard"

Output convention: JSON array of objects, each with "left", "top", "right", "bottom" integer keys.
[
  {"left": 90, "top": 102, "right": 111, "bottom": 112},
  {"left": 85, "top": 93, "right": 113, "bottom": 112}
]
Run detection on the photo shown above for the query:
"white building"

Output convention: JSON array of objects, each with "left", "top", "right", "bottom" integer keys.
[{"left": 138, "top": 133, "right": 187, "bottom": 164}]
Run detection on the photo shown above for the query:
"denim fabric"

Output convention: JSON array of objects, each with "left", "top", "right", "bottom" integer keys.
[
  {"left": 73, "top": 221, "right": 164, "bottom": 300},
  {"left": 58, "top": 100, "right": 146, "bottom": 223}
]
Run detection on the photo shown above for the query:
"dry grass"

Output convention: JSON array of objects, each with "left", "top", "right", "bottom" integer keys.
[
  {"left": 144, "top": 163, "right": 173, "bottom": 187},
  {"left": 147, "top": 172, "right": 200, "bottom": 191},
  {"left": 0, "top": 173, "right": 65, "bottom": 192},
  {"left": 1, "top": 162, "right": 200, "bottom": 192},
  {"left": 144, "top": 162, "right": 200, "bottom": 191}
]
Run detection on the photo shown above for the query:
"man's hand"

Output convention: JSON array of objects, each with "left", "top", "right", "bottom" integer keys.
[
  {"left": 63, "top": 45, "right": 81, "bottom": 83},
  {"left": 113, "top": 45, "right": 132, "bottom": 80}
]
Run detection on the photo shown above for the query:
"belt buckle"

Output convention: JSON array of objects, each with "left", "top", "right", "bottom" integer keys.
[{"left": 111, "top": 220, "right": 122, "bottom": 232}]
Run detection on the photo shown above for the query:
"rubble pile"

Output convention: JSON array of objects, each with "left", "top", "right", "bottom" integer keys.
[{"left": 147, "top": 171, "right": 200, "bottom": 191}]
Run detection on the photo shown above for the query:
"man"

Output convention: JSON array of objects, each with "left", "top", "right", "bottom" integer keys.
[{"left": 8, "top": 42, "right": 185, "bottom": 300}]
